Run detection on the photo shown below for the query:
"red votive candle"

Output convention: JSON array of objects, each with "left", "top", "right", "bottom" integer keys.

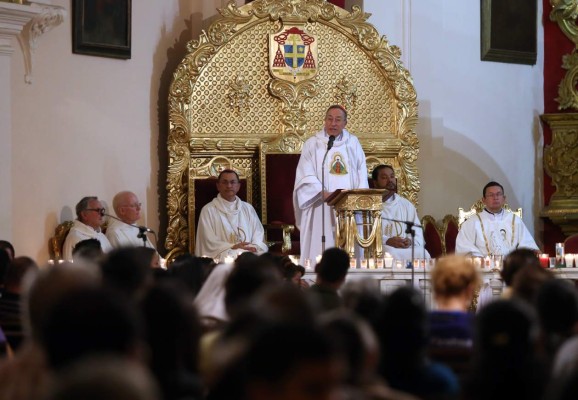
[{"left": 539, "top": 254, "right": 549, "bottom": 268}]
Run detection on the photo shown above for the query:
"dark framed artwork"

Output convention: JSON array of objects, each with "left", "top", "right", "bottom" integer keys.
[
  {"left": 72, "top": 0, "right": 131, "bottom": 59},
  {"left": 481, "top": 0, "right": 536, "bottom": 65}
]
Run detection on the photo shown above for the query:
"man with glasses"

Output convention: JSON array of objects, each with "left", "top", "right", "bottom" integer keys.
[
  {"left": 456, "top": 181, "right": 538, "bottom": 257},
  {"left": 195, "top": 169, "right": 268, "bottom": 259},
  {"left": 106, "top": 191, "right": 155, "bottom": 249},
  {"left": 63, "top": 196, "right": 112, "bottom": 261}
]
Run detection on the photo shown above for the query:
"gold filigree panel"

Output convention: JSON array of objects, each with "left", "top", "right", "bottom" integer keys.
[{"left": 166, "top": 0, "right": 420, "bottom": 258}]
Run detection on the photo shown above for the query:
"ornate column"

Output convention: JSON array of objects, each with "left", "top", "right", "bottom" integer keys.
[
  {"left": 541, "top": 1, "right": 578, "bottom": 237},
  {"left": 0, "top": 0, "right": 64, "bottom": 239}
]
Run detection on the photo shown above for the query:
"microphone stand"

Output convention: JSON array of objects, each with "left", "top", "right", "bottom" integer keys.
[
  {"left": 321, "top": 136, "right": 335, "bottom": 253},
  {"left": 381, "top": 216, "right": 423, "bottom": 286},
  {"left": 104, "top": 213, "right": 154, "bottom": 247}
]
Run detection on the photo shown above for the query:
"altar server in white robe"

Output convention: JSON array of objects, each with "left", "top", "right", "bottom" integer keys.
[
  {"left": 63, "top": 196, "right": 113, "bottom": 261},
  {"left": 195, "top": 169, "right": 268, "bottom": 259},
  {"left": 293, "top": 105, "right": 368, "bottom": 266},
  {"left": 372, "top": 164, "right": 430, "bottom": 260},
  {"left": 106, "top": 191, "right": 156, "bottom": 249},
  {"left": 456, "top": 181, "right": 539, "bottom": 257}
]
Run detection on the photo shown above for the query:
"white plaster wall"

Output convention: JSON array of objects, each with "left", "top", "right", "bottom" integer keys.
[
  {"left": 7, "top": 0, "right": 544, "bottom": 261},
  {"left": 8, "top": 0, "right": 235, "bottom": 261},
  {"left": 365, "top": 0, "right": 544, "bottom": 243}
]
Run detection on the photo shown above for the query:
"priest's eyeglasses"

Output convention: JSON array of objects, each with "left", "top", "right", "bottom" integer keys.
[
  {"left": 485, "top": 193, "right": 504, "bottom": 199},
  {"left": 86, "top": 208, "right": 106, "bottom": 216}
]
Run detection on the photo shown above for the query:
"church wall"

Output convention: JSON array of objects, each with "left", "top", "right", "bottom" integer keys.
[
  {"left": 365, "top": 0, "right": 545, "bottom": 244},
  {"left": 8, "top": 0, "right": 543, "bottom": 262},
  {"left": 8, "top": 0, "right": 237, "bottom": 262}
]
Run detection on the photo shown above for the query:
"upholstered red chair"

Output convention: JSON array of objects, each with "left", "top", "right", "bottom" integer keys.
[
  {"left": 421, "top": 215, "right": 443, "bottom": 258},
  {"left": 260, "top": 151, "right": 300, "bottom": 255},
  {"left": 443, "top": 214, "right": 460, "bottom": 255},
  {"left": 565, "top": 234, "right": 578, "bottom": 253}
]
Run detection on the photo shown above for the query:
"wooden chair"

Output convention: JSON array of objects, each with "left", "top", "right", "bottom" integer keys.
[
  {"left": 421, "top": 215, "right": 444, "bottom": 258},
  {"left": 564, "top": 233, "right": 578, "bottom": 253},
  {"left": 48, "top": 220, "right": 74, "bottom": 261},
  {"left": 442, "top": 214, "right": 460, "bottom": 255}
]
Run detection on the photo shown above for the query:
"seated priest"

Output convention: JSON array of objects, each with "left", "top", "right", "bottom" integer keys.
[
  {"left": 62, "top": 196, "right": 113, "bottom": 261},
  {"left": 106, "top": 191, "right": 155, "bottom": 249},
  {"left": 455, "top": 181, "right": 539, "bottom": 257},
  {"left": 195, "top": 169, "right": 268, "bottom": 260},
  {"left": 372, "top": 165, "right": 430, "bottom": 260}
]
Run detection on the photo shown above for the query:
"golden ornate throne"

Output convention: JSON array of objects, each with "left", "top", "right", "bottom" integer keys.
[{"left": 165, "top": 0, "right": 420, "bottom": 261}]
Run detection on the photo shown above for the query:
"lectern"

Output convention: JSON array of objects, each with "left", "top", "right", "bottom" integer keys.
[{"left": 326, "top": 189, "right": 386, "bottom": 260}]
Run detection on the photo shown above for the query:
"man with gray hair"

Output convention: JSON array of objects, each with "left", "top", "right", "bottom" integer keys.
[
  {"left": 106, "top": 191, "right": 155, "bottom": 249},
  {"left": 62, "top": 196, "right": 112, "bottom": 261}
]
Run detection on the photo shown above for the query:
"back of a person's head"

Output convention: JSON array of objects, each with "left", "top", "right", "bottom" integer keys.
[
  {"left": 3, "top": 256, "right": 38, "bottom": 293},
  {"left": 141, "top": 281, "right": 201, "bottom": 376},
  {"left": 474, "top": 299, "right": 538, "bottom": 366},
  {"left": 100, "top": 247, "right": 153, "bottom": 301},
  {"left": 224, "top": 255, "right": 281, "bottom": 318},
  {"left": 341, "top": 278, "right": 384, "bottom": 326},
  {"left": 377, "top": 286, "right": 428, "bottom": 367},
  {"left": 512, "top": 266, "right": 554, "bottom": 305},
  {"left": 44, "top": 356, "right": 159, "bottom": 400},
  {"left": 536, "top": 279, "right": 578, "bottom": 337},
  {"left": 431, "top": 255, "right": 480, "bottom": 299},
  {"left": 0, "top": 249, "right": 10, "bottom": 288},
  {"left": 72, "top": 238, "right": 104, "bottom": 264},
  {"left": 24, "top": 262, "right": 99, "bottom": 344},
  {"left": 315, "top": 247, "right": 350, "bottom": 283},
  {"left": 0, "top": 240, "right": 15, "bottom": 260},
  {"left": 169, "top": 253, "right": 213, "bottom": 296},
  {"left": 41, "top": 286, "right": 142, "bottom": 371},
  {"left": 502, "top": 248, "right": 541, "bottom": 286}
]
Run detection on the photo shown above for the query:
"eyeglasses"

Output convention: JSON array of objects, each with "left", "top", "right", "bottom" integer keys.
[
  {"left": 85, "top": 208, "right": 105, "bottom": 216},
  {"left": 485, "top": 193, "right": 504, "bottom": 199}
]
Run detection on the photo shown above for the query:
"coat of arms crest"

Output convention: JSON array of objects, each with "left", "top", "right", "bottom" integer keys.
[{"left": 269, "top": 26, "right": 318, "bottom": 83}]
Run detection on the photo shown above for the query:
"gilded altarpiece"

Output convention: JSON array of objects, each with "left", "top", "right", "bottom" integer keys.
[{"left": 166, "top": 0, "right": 420, "bottom": 260}]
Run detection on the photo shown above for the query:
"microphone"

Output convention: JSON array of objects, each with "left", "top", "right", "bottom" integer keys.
[
  {"left": 104, "top": 213, "right": 155, "bottom": 233},
  {"left": 327, "top": 135, "right": 336, "bottom": 150}
]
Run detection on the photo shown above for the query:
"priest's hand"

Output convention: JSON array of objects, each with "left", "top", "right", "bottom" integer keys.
[
  {"left": 386, "top": 237, "right": 412, "bottom": 248},
  {"left": 322, "top": 190, "right": 332, "bottom": 200},
  {"left": 232, "top": 242, "right": 257, "bottom": 252}
]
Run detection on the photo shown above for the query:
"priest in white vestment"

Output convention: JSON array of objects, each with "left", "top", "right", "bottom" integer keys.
[
  {"left": 293, "top": 105, "right": 368, "bottom": 266},
  {"left": 372, "top": 165, "right": 430, "bottom": 260},
  {"left": 106, "top": 191, "right": 156, "bottom": 249},
  {"left": 455, "top": 181, "right": 539, "bottom": 257},
  {"left": 62, "top": 196, "right": 113, "bottom": 261},
  {"left": 195, "top": 170, "right": 268, "bottom": 259}
]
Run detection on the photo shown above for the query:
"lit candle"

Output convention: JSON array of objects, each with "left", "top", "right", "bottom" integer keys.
[
  {"left": 376, "top": 258, "right": 384, "bottom": 269},
  {"left": 360, "top": 259, "right": 368, "bottom": 269},
  {"left": 539, "top": 253, "right": 549, "bottom": 269},
  {"left": 368, "top": 259, "right": 375, "bottom": 269},
  {"left": 315, "top": 255, "right": 322, "bottom": 264},
  {"left": 395, "top": 260, "right": 403, "bottom": 269},
  {"left": 224, "top": 255, "right": 235, "bottom": 264},
  {"left": 384, "top": 254, "right": 393, "bottom": 269},
  {"left": 48, "top": 259, "right": 54, "bottom": 265},
  {"left": 473, "top": 257, "right": 482, "bottom": 269},
  {"left": 484, "top": 256, "right": 492, "bottom": 269},
  {"left": 305, "top": 259, "right": 311, "bottom": 269},
  {"left": 565, "top": 253, "right": 574, "bottom": 268},
  {"left": 349, "top": 258, "right": 357, "bottom": 268}
]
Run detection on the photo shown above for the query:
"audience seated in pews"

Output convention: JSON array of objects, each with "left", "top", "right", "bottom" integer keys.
[{"left": 0, "top": 257, "right": 38, "bottom": 352}]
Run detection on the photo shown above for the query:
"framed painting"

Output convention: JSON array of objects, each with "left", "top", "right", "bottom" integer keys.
[
  {"left": 481, "top": 0, "right": 536, "bottom": 65},
  {"left": 72, "top": 0, "right": 131, "bottom": 59}
]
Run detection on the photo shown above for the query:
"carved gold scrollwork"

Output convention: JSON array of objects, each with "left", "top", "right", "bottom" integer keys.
[
  {"left": 335, "top": 5, "right": 381, "bottom": 50},
  {"left": 228, "top": 75, "right": 252, "bottom": 112},
  {"left": 335, "top": 76, "right": 357, "bottom": 111},
  {"left": 541, "top": 113, "right": 578, "bottom": 235},
  {"left": 550, "top": 0, "right": 578, "bottom": 110},
  {"left": 269, "top": 78, "right": 318, "bottom": 136}
]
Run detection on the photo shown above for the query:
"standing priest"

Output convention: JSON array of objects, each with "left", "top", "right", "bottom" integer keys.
[{"left": 293, "top": 105, "right": 368, "bottom": 266}]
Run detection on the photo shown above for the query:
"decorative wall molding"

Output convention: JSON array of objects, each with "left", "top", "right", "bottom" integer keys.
[{"left": 0, "top": 1, "right": 65, "bottom": 83}]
